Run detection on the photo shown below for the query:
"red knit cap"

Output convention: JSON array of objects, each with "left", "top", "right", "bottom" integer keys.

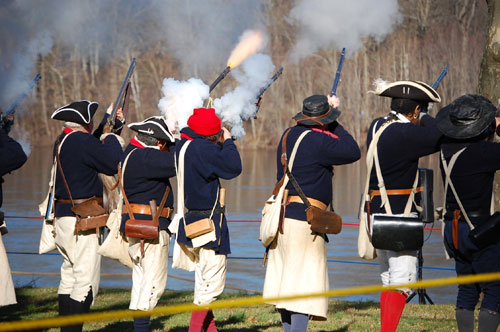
[{"left": 187, "top": 108, "right": 221, "bottom": 136}]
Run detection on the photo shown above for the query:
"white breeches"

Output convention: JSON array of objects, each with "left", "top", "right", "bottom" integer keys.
[
  {"left": 193, "top": 248, "right": 226, "bottom": 306},
  {"left": 55, "top": 216, "right": 100, "bottom": 303},
  {"left": 0, "top": 232, "right": 16, "bottom": 306},
  {"left": 127, "top": 230, "right": 170, "bottom": 311},
  {"left": 377, "top": 249, "right": 418, "bottom": 294}
]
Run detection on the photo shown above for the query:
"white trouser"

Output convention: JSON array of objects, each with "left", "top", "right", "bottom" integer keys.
[
  {"left": 0, "top": 232, "right": 16, "bottom": 306},
  {"left": 193, "top": 248, "right": 227, "bottom": 306},
  {"left": 55, "top": 216, "right": 101, "bottom": 303},
  {"left": 127, "top": 230, "right": 170, "bottom": 311},
  {"left": 377, "top": 249, "right": 418, "bottom": 294}
]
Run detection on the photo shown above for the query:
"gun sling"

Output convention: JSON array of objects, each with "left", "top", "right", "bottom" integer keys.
[{"left": 55, "top": 133, "right": 108, "bottom": 236}]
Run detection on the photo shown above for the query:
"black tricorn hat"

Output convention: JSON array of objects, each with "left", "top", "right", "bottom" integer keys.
[
  {"left": 375, "top": 80, "right": 441, "bottom": 103},
  {"left": 51, "top": 100, "right": 99, "bottom": 125},
  {"left": 128, "top": 116, "right": 175, "bottom": 143},
  {"left": 293, "top": 95, "right": 340, "bottom": 126},
  {"left": 436, "top": 94, "right": 496, "bottom": 139}
]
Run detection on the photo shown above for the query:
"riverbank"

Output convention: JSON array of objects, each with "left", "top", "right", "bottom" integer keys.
[{"left": 0, "top": 288, "right": 461, "bottom": 331}]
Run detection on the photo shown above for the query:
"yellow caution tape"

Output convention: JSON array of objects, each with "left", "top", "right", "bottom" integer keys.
[{"left": 1, "top": 272, "right": 499, "bottom": 331}]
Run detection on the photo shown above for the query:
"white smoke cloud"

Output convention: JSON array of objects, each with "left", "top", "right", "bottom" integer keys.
[
  {"left": 214, "top": 53, "right": 275, "bottom": 138},
  {"left": 0, "top": 0, "right": 264, "bottom": 108},
  {"left": 287, "top": 0, "right": 402, "bottom": 62},
  {"left": 158, "top": 78, "right": 209, "bottom": 133}
]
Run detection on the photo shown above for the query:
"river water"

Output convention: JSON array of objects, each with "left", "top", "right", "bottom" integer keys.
[{"left": 2, "top": 147, "right": 456, "bottom": 303}]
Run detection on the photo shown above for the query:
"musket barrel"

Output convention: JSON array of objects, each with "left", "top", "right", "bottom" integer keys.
[
  {"left": 331, "top": 48, "right": 346, "bottom": 96},
  {"left": 5, "top": 73, "right": 42, "bottom": 116},
  {"left": 255, "top": 67, "right": 283, "bottom": 100},
  {"left": 209, "top": 66, "right": 231, "bottom": 93},
  {"left": 111, "top": 58, "right": 136, "bottom": 121},
  {"left": 432, "top": 64, "right": 449, "bottom": 89}
]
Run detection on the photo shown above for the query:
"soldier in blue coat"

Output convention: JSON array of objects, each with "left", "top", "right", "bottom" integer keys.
[
  {"left": 436, "top": 94, "right": 500, "bottom": 332},
  {"left": 50, "top": 100, "right": 123, "bottom": 332},
  {"left": 361, "top": 81, "right": 442, "bottom": 332},
  {"left": 0, "top": 113, "right": 27, "bottom": 220},
  {"left": 263, "top": 95, "right": 361, "bottom": 331},
  {"left": 120, "top": 116, "right": 176, "bottom": 332},
  {"left": 0, "top": 112, "right": 27, "bottom": 307},
  {"left": 175, "top": 108, "right": 242, "bottom": 332}
]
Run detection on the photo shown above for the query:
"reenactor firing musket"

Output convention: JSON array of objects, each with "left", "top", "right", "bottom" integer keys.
[
  {"left": 254, "top": 66, "right": 284, "bottom": 118},
  {"left": 0, "top": 73, "right": 41, "bottom": 129},
  {"left": 107, "top": 58, "right": 136, "bottom": 133}
]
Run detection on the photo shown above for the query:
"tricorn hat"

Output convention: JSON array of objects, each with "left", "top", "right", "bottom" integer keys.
[
  {"left": 128, "top": 116, "right": 175, "bottom": 143},
  {"left": 436, "top": 94, "right": 496, "bottom": 139},
  {"left": 293, "top": 95, "right": 340, "bottom": 126},
  {"left": 51, "top": 100, "right": 99, "bottom": 126},
  {"left": 375, "top": 80, "right": 441, "bottom": 103}
]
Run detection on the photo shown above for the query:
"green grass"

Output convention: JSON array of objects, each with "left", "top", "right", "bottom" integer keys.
[{"left": 0, "top": 288, "right": 462, "bottom": 331}]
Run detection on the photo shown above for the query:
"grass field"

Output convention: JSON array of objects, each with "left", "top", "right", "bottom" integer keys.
[{"left": 0, "top": 288, "right": 464, "bottom": 331}]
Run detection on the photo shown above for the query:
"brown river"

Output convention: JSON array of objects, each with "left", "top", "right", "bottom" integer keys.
[{"left": 2, "top": 147, "right": 456, "bottom": 303}]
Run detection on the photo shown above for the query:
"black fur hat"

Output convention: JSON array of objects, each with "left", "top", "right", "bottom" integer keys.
[
  {"left": 436, "top": 94, "right": 496, "bottom": 139},
  {"left": 128, "top": 116, "right": 174, "bottom": 143},
  {"left": 51, "top": 100, "right": 99, "bottom": 125}
]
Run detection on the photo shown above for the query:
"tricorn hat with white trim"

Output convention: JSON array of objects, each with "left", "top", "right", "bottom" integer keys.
[
  {"left": 128, "top": 116, "right": 175, "bottom": 143},
  {"left": 374, "top": 80, "right": 441, "bottom": 103},
  {"left": 51, "top": 100, "right": 99, "bottom": 125}
]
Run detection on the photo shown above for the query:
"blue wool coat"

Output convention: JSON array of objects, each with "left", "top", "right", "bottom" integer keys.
[
  {"left": 0, "top": 128, "right": 27, "bottom": 208},
  {"left": 366, "top": 114, "right": 442, "bottom": 214},
  {"left": 175, "top": 127, "right": 242, "bottom": 254},
  {"left": 53, "top": 116, "right": 124, "bottom": 217},
  {"left": 120, "top": 142, "right": 176, "bottom": 233},
  {"left": 276, "top": 123, "right": 361, "bottom": 221}
]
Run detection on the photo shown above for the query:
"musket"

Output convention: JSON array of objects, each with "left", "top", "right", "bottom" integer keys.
[
  {"left": 255, "top": 67, "right": 283, "bottom": 102},
  {"left": 432, "top": 65, "right": 449, "bottom": 89},
  {"left": 108, "top": 58, "right": 136, "bottom": 129},
  {"left": 253, "top": 67, "right": 284, "bottom": 119},
  {"left": 0, "top": 74, "right": 41, "bottom": 128},
  {"left": 209, "top": 66, "right": 231, "bottom": 93},
  {"left": 330, "top": 48, "right": 346, "bottom": 96}
]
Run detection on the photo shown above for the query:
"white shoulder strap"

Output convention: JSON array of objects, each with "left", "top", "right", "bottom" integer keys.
[
  {"left": 279, "top": 130, "right": 311, "bottom": 194},
  {"left": 174, "top": 141, "right": 191, "bottom": 223},
  {"left": 50, "top": 131, "right": 76, "bottom": 188},
  {"left": 362, "top": 120, "right": 396, "bottom": 215},
  {"left": 440, "top": 147, "right": 474, "bottom": 230},
  {"left": 120, "top": 148, "right": 138, "bottom": 188}
]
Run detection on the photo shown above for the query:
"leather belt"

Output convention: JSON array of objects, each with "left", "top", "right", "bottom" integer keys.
[
  {"left": 287, "top": 195, "right": 327, "bottom": 211},
  {"left": 188, "top": 206, "right": 226, "bottom": 214},
  {"left": 129, "top": 204, "right": 173, "bottom": 219},
  {"left": 57, "top": 197, "right": 103, "bottom": 205},
  {"left": 444, "top": 210, "right": 490, "bottom": 220},
  {"left": 369, "top": 186, "right": 424, "bottom": 200}
]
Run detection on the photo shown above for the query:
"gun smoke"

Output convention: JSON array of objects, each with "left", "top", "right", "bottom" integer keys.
[
  {"left": 0, "top": 0, "right": 264, "bottom": 108},
  {"left": 286, "top": 0, "right": 402, "bottom": 62},
  {"left": 158, "top": 53, "right": 275, "bottom": 139},
  {"left": 157, "top": 78, "right": 209, "bottom": 133},
  {"left": 214, "top": 53, "right": 275, "bottom": 138}
]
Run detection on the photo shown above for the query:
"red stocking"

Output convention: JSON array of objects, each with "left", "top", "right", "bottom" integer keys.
[
  {"left": 189, "top": 310, "right": 209, "bottom": 332},
  {"left": 380, "top": 291, "right": 407, "bottom": 332}
]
